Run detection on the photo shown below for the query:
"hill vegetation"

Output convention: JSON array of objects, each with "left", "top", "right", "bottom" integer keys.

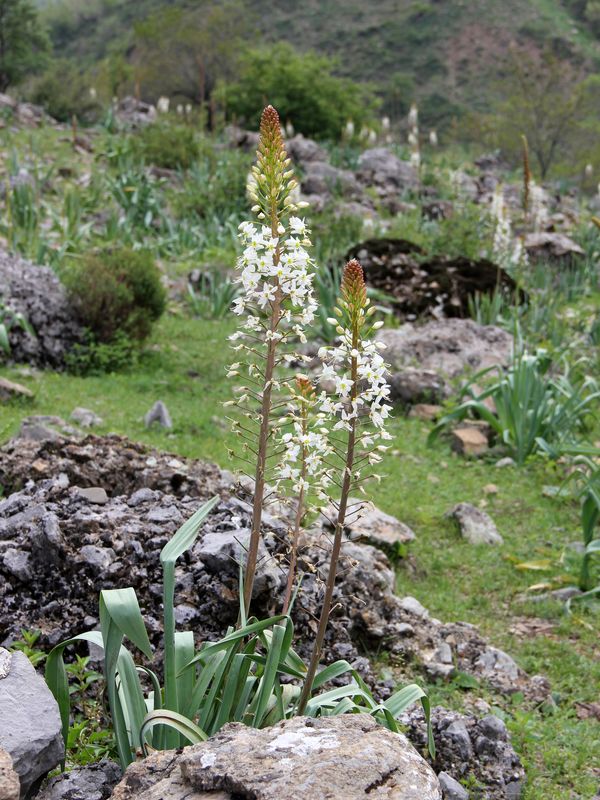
[{"left": 33, "top": 0, "right": 600, "bottom": 131}]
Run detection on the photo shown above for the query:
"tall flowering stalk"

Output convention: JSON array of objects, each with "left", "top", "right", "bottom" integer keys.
[
  {"left": 298, "top": 260, "right": 390, "bottom": 713},
  {"left": 226, "top": 106, "right": 316, "bottom": 613}
]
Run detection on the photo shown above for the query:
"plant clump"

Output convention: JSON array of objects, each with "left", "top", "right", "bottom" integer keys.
[{"left": 63, "top": 247, "right": 166, "bottom": 345}]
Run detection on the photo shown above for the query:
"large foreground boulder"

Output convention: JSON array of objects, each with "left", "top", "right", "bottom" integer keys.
[
  {"left": 0, "top": 648, "right": 63, "bottom": 797},
  {"left": 0, "top": 249, "right": 83, "bottom": 368},
  {"left": 110, "top": 715, "right": 442, "bottom": 800}
]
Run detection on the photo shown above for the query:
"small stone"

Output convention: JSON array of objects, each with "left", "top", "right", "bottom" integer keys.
[
  {"left": 409, "top": 404, "right": 442, "bottom": 421},
  {"left": 18, "top": 417, "right": 64, "bottom": 442},
  {"left": 477, "top": 714, "right": 507, "bottom": 742},
  {"left": 127, "top": 488, "right": 158, "bottom": 507},
  {"left": 451, "top": 427, "right": 488, "bottom": 457},
  {"left": 483, "top": 484, "right": 498, "bottom": 495},
  {"left": 495, "top": 457, "right": 516, "bottom": 468},
  {"left": 437, "top": 771, "right": 469, "bottom": 800},
  {"left": 0, "top": 378, "right": 33, "bottom": 402},
  {"left": 426, "top": 662, "right": 455, "bottom": 680},
  {"left": 79, "top": 545, "right": 115, "bottom": 574},
  {"left": 445, "top": 720, "right": 473, "bottom": 760},
  {"left": 70, "top": 407, "right": 103, "bottom": 428},
  {"left": 399, "top": 596, "right": 430, "bottom": 618},
  {"left": 320, "top": 498, "right": 415, "bottom": 554},
  {"left": 0, "top": 749, "right": 19, "bottom": 800},
  {"left": 144, "top": 401, "right": 173, "bottom": 429},
  {"left": 2, "top": 548, "right": 32, "bottom": 582},
  {"left": 475, "top": 647, "right": 519, "bottom": 681},
  {"left": 77, "top": 487, "right": 109, "bottom": 505},
  {"left": 35, "top": 758, "right": 121, "bottom": 800},
  {"left": 449, "top": 503, "right": 503, "bottom": 545},
  {"left": 434, "top": 642, "right": 453, "bottom": 664}
]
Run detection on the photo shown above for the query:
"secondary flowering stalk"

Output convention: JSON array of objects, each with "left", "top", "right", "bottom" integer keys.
[
  {"left": 226, "top": 106, "right": 316, "bottom": 614},
  {"left": 297, "top": 260, "right": 390, "bottom": 713},
  {"left": 278, "top": 376, "right": 330, "bottom": 614}
]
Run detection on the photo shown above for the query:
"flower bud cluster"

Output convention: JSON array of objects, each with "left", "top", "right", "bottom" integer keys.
[
  {"left": 275, "top": 377, "right": 332, "bottom": 501},
  {"left": 317, "top": 260, "right": 392, "bottom": 465}
]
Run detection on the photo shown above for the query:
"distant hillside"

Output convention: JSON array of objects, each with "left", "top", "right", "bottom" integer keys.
[{"left": 38, "top": 0, "right": 600, "bottom": 127}]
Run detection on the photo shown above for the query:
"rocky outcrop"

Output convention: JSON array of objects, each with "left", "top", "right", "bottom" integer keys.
[
  {"left": 524, "top": 232, "right": 584, "bottom": 264},
  {"left": 346, "top": 238, "right": 523, "bottom": 320},
  {"left": 0, "top": 433, "right": 536, "bottom": 795},
  {"left": 0, "top": 648, "right": 64, "bottom": 797},
  {"left": 356, "top": 148, "right": 419, "bottom": 210},
  {"left": 0, "top": 433, "right": 540, "bottom": 702},
  {"left": 110, "top": 715, "right": 442, "bottom": 800},
  {"left": 0, "top": 249, "right": 83, "bottom": 368},
  {"left": 377, "top": 319, "right": 513, "bottom": 379},
  {"left": 114, "top": 96, "right": 157, "bottom": 128},
  {"left": 402, "top": 707, "right": 525, "bottom": 800}
]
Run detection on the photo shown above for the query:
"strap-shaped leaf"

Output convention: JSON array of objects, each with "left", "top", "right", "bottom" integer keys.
[
  {"left": 160, "top": 496, "right": 219, "bottom": 565},
  {"left": 140, "top": 709, "right": 207, "bottom": 756}
]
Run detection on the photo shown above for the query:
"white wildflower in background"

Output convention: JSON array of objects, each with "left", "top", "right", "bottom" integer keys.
[
  {"left": 157, "top": 96, "right": 170, "bottom": 114},
  {"left": 491, "top": 186, "right": 512, "bottom": 262},
  {"left": 429, "top": 130, "right": 438, "bottom": 147},
  {"left": 408, "top": 103, "right": 420, "bottom": 172},
  {"left": 529, "top": 182, "right": 548, "bottom": 231}
]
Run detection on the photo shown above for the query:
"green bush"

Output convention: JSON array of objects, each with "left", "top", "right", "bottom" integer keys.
[
  {"left": 222, "top": 43, "right": 378, "bottom": 140},
  {"left": 134, "top": 122, "right": 199, "bottom": 170},
  {"left": 65, "top": 332, "right": 139, "bottom": 376},
  {"left": 29, "top": 58, "right": 99, "bottom": 122},
  {"left": 64, "top": 248, "right": 166, "bottom": 344}
]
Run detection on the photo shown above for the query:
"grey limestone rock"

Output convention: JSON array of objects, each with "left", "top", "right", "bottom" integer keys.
[
  {"left": 0, "top": 649, "right": 64, "bottom": 797},
  {"left": 110, "top": 715, "right": 441, "bottom": 800}
]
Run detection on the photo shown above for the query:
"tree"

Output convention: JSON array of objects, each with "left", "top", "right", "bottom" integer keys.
[
  {"left": 485, "top": 46, "right": 590, "bottom": 179},
  {"left": 0, "top": 0, "right": 49, "bottom": 92},
  {"left": 132, "top": 2, "right": 249, "bottom": 108},
  {"left": 222, "top": 43, "right": 379, "bottom": 140}
]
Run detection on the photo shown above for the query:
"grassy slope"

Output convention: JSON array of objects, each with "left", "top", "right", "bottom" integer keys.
[
  {"left": 1, "top": 312, "right": 599, "bottom": 799},
  {"left": 39, "top": 0, "right": 600, "bottom": 120}
]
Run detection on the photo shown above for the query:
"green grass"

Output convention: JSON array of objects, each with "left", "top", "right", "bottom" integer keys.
[{"left": 1, "top": 310, "right": 599, "bottom": 798}]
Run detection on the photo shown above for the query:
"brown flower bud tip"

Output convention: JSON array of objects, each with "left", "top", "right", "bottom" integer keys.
[
  {"left": 295, "top": 375, "right": 315, "bottom": 398},
  {"left": 259, "top": 105, "right": 283, "bottom": 151},
  {"left": 341, "top": 259, "right": 367, "bottom": 308}
]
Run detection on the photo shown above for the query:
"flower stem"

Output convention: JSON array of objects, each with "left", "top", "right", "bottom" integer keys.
[{"left": 297, "top": 329, "right": 359, "bottom": 714}]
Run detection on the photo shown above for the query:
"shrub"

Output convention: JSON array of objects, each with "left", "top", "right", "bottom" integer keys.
[
  {"left": 134, "top": 122, "right": 199, "bottom": 170},
  {"left": 29, "top": 58, "right": 99, "bottom": 122},
  {"left": 65, "top": 332, "right": 139, "bottom": 376},
  {"left": 222, "top": 43, "right": 378, "bottom": 140},
  {"left": 63, "top": 248, "right": 166, "bottom": 344}
]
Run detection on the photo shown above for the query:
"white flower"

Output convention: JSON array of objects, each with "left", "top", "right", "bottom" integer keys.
[{"left": 335, "top": 375, "right": 353, "bottom": 397}]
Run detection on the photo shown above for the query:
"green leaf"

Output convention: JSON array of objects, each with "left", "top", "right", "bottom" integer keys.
[
  {"left": 160, "top": 496, "right": 219, "bottom": 565},
  {"left": 140, "top": 709, "right": 207, "bottom": 756},
  {"left": 100, "top": 588, "right": 152, "bottom": 659}
]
